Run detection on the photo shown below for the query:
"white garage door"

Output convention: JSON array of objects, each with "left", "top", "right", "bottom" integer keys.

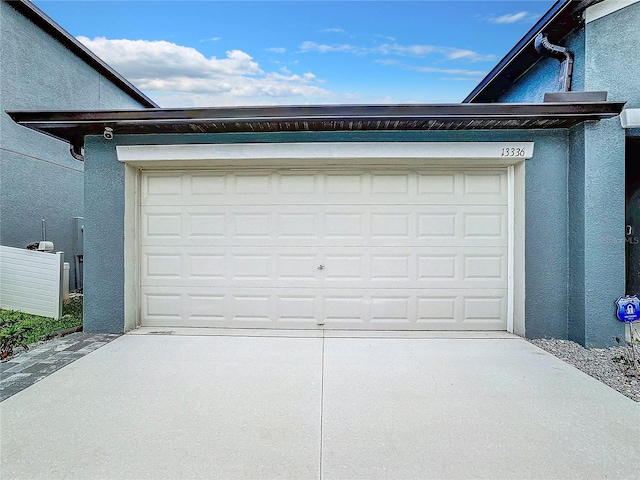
[{"left": 140, "top": 168, "right": 509, "bottom": 330}]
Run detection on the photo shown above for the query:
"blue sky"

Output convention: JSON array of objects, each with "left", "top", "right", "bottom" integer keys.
[{"left": 32, "top": 1, "right": 556, "bottom": 107}]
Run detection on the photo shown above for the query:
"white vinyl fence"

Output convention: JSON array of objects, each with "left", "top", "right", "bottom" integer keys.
[{"left": 0, "top": 246, "right": 64, "bottom": 319}]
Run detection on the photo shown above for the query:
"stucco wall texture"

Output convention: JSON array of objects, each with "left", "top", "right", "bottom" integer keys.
[
  {"left": 0, "top": 1, "right": 148, "bottom": 288},
  {"left": 585, "top": 2, "right": 640, "bottom": 109}
]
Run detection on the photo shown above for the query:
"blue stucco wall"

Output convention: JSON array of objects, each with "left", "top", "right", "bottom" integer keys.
[
  {"left": 581, "top": 118, "right": 626, "bottom": 345},
  {"left": 83, "top": 136, "right": 128, "bottom": 332},
  {"left": 522, "top": 130, "right": 570, "bottom": 340},
  {"left": 585, "top": 4, "right": 640, "bottom": 342},
  {"left": 585, "top": 2, "right": 640, "bottom": 108},
  {"left": 568, "top": 119, "right": 626, "bottom": 346},
  {"left": 83, "top": 130, "right": 570, "bottom": 340},
  {"left": 568, "top": 125, "right": 586, "bottom": 345},
  {"left": 0, "top": 1, "right": 148, "bottom": 289}
]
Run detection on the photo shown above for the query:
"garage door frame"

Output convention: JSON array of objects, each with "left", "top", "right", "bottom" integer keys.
[{"left": 118, "top": 142, "right": 533, "bottom": 334}]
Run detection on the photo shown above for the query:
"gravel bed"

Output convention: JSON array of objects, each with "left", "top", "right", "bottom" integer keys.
[{"left": 529, "top": 338, "right": 640, "bottom": 402}]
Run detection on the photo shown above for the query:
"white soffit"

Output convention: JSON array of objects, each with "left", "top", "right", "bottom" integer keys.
[
  {"left": 117, "top": 142, "right": 534, "bottom": 168},
  {"left": 620, "top": 109, "right": 640, "bottom": 128},
  {"left": 586, "top": 0, "right": 639, "bottom": 23}
]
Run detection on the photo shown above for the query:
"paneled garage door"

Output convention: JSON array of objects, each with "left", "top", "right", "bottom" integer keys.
[{"left": 140, "top": 168, "right": 509, "bottom": 330}]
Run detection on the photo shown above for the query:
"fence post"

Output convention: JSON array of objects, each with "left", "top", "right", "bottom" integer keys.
[{"left": 55, "top": 252, "right": 65, "bottom": 319}]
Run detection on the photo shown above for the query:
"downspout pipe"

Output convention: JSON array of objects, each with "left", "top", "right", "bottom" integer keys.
[
  {"left": 69, "top": 135, "right": 85, "bottom": 162},
  {"left": 534, "top": 33, "right": 574, "bottom": 92}
]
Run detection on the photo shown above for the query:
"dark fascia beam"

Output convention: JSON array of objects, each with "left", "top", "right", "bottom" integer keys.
[
  {"left": 7, "top": 103, "right": 625, "bottom": 158},
  {"left": 5, "top": 0, "right": 158, "bottom": 108},
  {"left": 7, "top": 102, "right": 626, "bottom": 125}
]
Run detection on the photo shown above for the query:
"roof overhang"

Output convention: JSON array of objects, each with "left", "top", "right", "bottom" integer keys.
[{"left": 7, "top": 102, "right": 624, "bottom": 160}]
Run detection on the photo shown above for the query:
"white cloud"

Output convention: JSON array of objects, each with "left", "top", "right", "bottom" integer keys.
[
  {"left": 318, "top": 27, "right": 345, "bottom": 33},
  {"left": 443, "top": 48, "right": 495, "bottom": 62},
  {"left": 79, "top": 36, "right": 262, "bottom": 77},
  {"left": 488, "top": 11, "right": 538, "bottom": 24},
  {"left": 299, "top": 41, "right": 359, "bottom": 54},
  {"left": 380, "top": 44, "right": 439, "bottom": 56},
  {"left": 77, "top": 36, "right": 330, "bottom": 106},
  {"left": 266, "top": 47, "right": 286, "bottom": 54},
  {"left": 299, "top": 41, "right": 494, "bottom": 62},
  {"left": 376, "top": 59, "right": 486, "bottom": 79},
  {"left": 373, "top": 34, "right": 396, "bottom": 42}
]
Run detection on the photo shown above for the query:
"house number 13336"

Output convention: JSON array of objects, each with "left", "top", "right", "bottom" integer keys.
[{"left": 501, "top": 147, "right": 526, "bottom": 157}]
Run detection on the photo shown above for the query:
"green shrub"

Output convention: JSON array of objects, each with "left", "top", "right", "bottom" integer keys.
[
  {"left": 62, "top": 296, "right": 83, "bottom": 318},
  {"left": 0, "top": 297, "right": 83, "bottom": 356},
  {"left": 0, "top": 314, "right": 33, "bottom": 359}
]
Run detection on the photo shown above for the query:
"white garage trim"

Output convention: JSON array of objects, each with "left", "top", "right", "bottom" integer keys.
[
  {"left": 117, "top": 142, "right": 534, "bottom": 168},
  {"left": 507, "top": 166, "right": 515, "bottom": 333},
  {"left": 120, "top": 142, "right": 529, "bottom": 333}
]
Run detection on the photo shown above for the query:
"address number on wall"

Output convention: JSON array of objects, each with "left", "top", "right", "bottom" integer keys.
[{"left": 501, "top": 147, "right": 527, "bottom": 157}]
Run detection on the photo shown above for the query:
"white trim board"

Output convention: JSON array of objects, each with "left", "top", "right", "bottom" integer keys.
[
  {"left": 507, "top": 166, "right": 515, "bottom": 334},
  {"left": 586, "top": 0, "right": 639, "bottom": 22},
  {"left": 117, "top": 142, "right": 534, "bottom": 168},
  {"left": 620, "top": 108, "right": 640, "bottom": 128}
]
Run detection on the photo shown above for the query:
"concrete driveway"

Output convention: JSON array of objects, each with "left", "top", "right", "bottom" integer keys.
[{"left": 1, "top": 330, "right": 639, "bottom": 480}]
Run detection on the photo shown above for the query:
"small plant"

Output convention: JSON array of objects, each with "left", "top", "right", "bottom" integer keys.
[
  {"left": 0, "top": 314, "right": 33, "bottom": 359},
  {"left": 0, "top": 296, "right": 83, "bottom": 357},
  {"left": 614, "top": 323, "right": 640, "bottom": 382},
  {"left": 62, "top": 295, "right": 83, "bottom": 318}
]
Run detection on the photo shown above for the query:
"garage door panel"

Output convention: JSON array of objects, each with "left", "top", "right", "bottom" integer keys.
[
  {"left": 190, "top": 173, "right": 226, "bottom": 196},
  {"left": 143, "top": 292, "right": 183, "bottom": 323},
  {"left": 417, "top": 291, "right": 506, "bottom": 329},
  {"left": 278, "top": 172, "right": 319, "bottom": 195},
  {"left": 233, "top": 172, "right": 272, "bottom": 195},
  {"left": 371, "top": 214, "right": 410, "bottom": 239},
  {"left": 278, "top": 214, "right": 317, "bottom": 239},
  {"left": 141, "top": 246, "right": 507, "bottom": 289},
  {"left": 143, "top": 212, "right": 183, "bottom": 240},
  {"left": 276, "top": 295, "right": 318, "bottom": 323},
  {"left": 371, "top": 173, "right": 411, "bottom": 194},
  {"left": 462, "top": 171, "right": 507, "bottom": 196},
  {"left": 140, "top": 168, "right": 510, "bottom": 330},
  {"left": 142, "top": 170, "right": 508, "bottom": 207},
  {"left": 142, "top": 173, "right": 184, "bottom": 205},
  {"left": 463, "top": 212, "right": 506, "bottom": 239},
  {"left": 189, "top": 213, "right": 226, "bottom": 238},
  {"left": 278, "top": 255, "right": 318, "bottom": 281},
  {"left": 370, "top": 296, "right": 413, "bottom": 323},
  {"left": 464, "top": 295, "right": 506, "bottom": 321},
  {"left": 140, "top": 287, "right": 507, "bottom": 330},
  {"left": 143, "top": 253, "right": 183, "bottom": 280},
  {"left": 140, "top": 204, "right": 508, "bottom": 247}
]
